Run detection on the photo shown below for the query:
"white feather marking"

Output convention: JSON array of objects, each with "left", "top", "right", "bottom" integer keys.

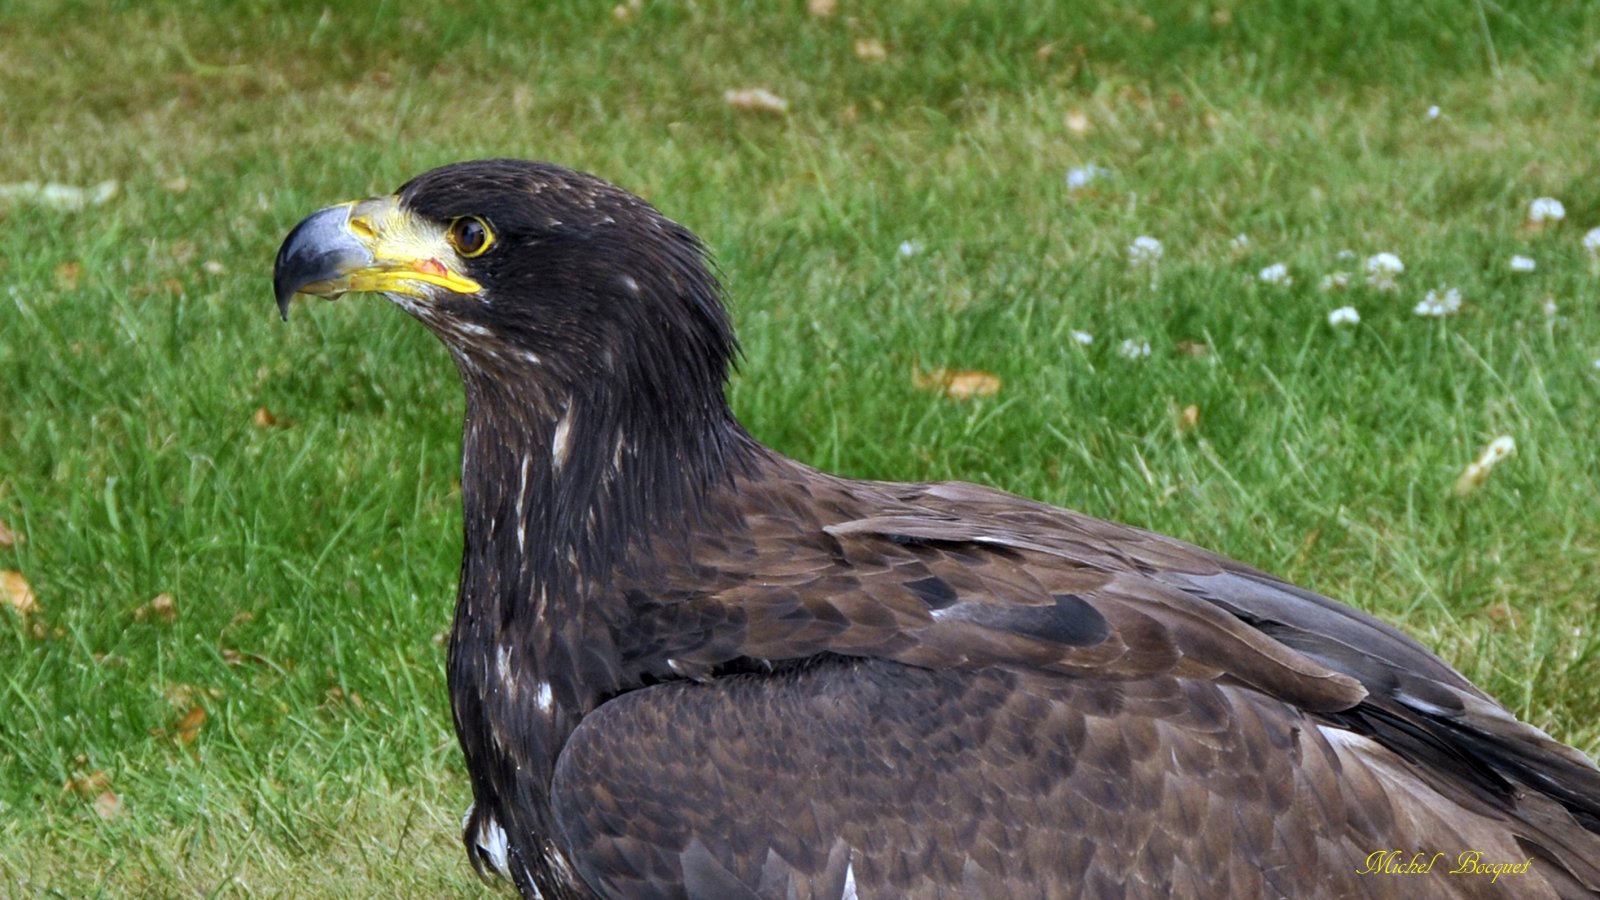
[
  {"left": 496, "top": 643, "right": 512, "bottom": 681},
  {"left": 547, "top": 848, "right": 578, "bottom": 887},
  {"left": 516, "top": 454, "right": 530, "bottom": 551},
  {"left": 460, "top": 322, "right": 491, "bottom": 336},
  {"left": 1317, "top": 724, "right": 1382, "bottom": 752},
  {"left": 466, "top": 806, "right": 513, "bottom": 882},
  {"left": 841, "top": 861, "right": 858, "bottom": 900},
  {"left": 620, "top": 274, "right": 640, "bottom": 295},
  {"left": 551, "top": 408, "right": 575, "bottom": 472},
  {"left": 520, "top": 350, "right": 542, "bottom": 366},
  {"left": 534, "top": 680, "right": 554, "bottom": 714}
]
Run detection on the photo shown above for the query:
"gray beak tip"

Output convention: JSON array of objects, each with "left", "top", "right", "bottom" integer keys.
[{"left": 272, "top": 204, "right": 366, "bottom": 321}]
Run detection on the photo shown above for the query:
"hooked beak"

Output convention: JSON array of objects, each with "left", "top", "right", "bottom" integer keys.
[{"left": 272, "top": 196, "right": 481, "bottom": 321}]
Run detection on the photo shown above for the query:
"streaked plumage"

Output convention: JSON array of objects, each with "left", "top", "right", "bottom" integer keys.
[{"left": 273, "top": 159, "right": 1600, "bottom": 899}]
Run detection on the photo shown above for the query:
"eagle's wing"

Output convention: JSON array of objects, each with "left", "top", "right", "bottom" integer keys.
[
  {"left": 555, "top": 658, "right": 1375, "bottom": 899},
  {"left": 563, "top": 474, "right": 1600, "bottom": 897}
]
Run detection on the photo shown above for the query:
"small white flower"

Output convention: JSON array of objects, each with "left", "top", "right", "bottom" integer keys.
[
  {"left": 1128, "top": 236, "right": 1163, "bottom": 268},
  {"left": 1593, "top": 358, "right": 1600, "bottom": 371},
  {"left": 1327, "top": 306, "right": 1360, "bottom": 327},
  {"left": 1414, "top": 285, "right": 1462, "bottom": 318},
  {"left": 1118, "top": 338, "right": 1151, "bottom": 359},
  {"left": 1426, "top": 105, "right": 1441, "bottom": 120},
  {"left": 1365, "top": 252, "right": 1404, "bottom": 291},
  {"left": 1541, "top": 298, "right": 1559, "bottom": 317},
  {"left": 897, "top": 241, "right": 923, "bottom": 258},
  {"left": 1319, "top": 272, "right": 1351, "bottom": 292},
  {"left": 1257, "top": 262, "right": 1292, "bottom": 286},
  {"left": 1583, "top": 227, "right": 1600, "bottom": 256},
  {"left": 1230, "top": 234, "right": 1250, "bottom": 251},
  {"left": 1528, "top": 197, "right": 1565, "bottom": 223},
  {"left": 1065, "top": 165, "right": 1111, "bottom": 191},
  {"left": 1365, "top": 252, "right": 1404, "bottom": 276},
  {"left": 1069, "top": 330, "right": 1094, "bottom": 346},
  {"left": 1509, "top": 255, "right": 1536, "bottom": 272},
  {"left": 1336, "top": 249, "right": 1357, "bottom": 261}
]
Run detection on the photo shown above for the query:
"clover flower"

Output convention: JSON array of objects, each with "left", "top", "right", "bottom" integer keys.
[
  {"left": 1258, "top": 262, "right": 1292, "bottom": 286},
  {"left": 1509, "top": 255, "right": 1536, "bottom": 272},
  {"left": 1413, "top": 286, "right": 1462, "bottom": 318},
  {"left": 1528, "top": 197, "right": 1565, "bottom": 224},
  {"left": 1069, "top": 330, "right": 1094, "bottom": 346},
  {"left": 1327, "top": 306, "right": 1360, "bottom": 327},
  {"left": 1230, "top": 234, "right": 1250, "bottom": 253},
  {"left": 1128, "top": 236, "right": 1163, "bottom": 268},
  {"left": 1065, "top": 165, "right": 1110, "bottom": 191},
  {"left": 1365, "top": 252, "right": 1404, "bottom": 291},
  {"left": 897, "top": 241, "right": 923, "bottom": 258},
  {"left": 1118, "top": 338, "right": 1151, "bottom": 359},
  {"left": 1319, "top": 272, "right": 1351, "bottom": 292},
  {"left": 1583, "top": 227, "right": 1600, "bottom": 257}
]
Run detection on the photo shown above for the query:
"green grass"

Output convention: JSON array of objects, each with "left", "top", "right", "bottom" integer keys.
[{"left": 3, "top": 0, "right": 1599, "bottom": 894}]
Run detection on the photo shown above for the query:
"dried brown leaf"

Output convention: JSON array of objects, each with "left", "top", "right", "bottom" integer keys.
[
  {"left": 134, "top": 593, "right": 177, "bottom": 624},
  {"left": 94, "top": 791, "right": 122, "bottom": 820},
  {"left": 1176, "top": 404, "right": 1200, "bottom": 433},
  {"left": 55, "top": 261, "right": 83, "bottom": 290},
  {"left": 1175, "top": 341, "right": 1209, "bottom": 357},
  {"left": 853, "top": 39, "right": 887, "bottom": 62},
  {"left": 913, "top": 367, "right": 1001, "bottom": 400},
  {"left": 64, "top": 770, "right": 112, "bottom": 797},
  {"left": 1065, "top": 110, "right": 1090, "bottom": 134},
  {"left": 325, "top": 686, "right": 367, "bottom": 710},
  {"left": 175, "top": 705, "right": 207, "bottom": 744},
  {"left": 724, "top": 88, "right": 788, "bottom": 115},
  {"left": 1483, "top": 602, "right": 1524, "bottom": 628},
  {"left": 2, "top": 570, "right": 38, "bottom": 616},
  {"left": 806, "top": 0, "right": 836, "bottom": 17}
]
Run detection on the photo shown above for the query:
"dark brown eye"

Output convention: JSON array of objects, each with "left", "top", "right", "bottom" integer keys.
[{"left": 448, "top": 216, "right": 492, "bottom": 257}]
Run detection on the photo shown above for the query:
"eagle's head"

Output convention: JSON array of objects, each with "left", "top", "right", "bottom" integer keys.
[{"left": 273, "top": 159, "right": 738, "bottom": 412}]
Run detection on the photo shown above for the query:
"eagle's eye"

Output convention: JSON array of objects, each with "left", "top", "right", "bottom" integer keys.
[{"left": 448, "top": 216, "right": 493, "bottom": 257}]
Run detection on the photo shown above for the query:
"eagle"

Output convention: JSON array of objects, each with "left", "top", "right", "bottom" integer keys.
[{"left": 273, "top": 159, "right": 1600, "bottom": 899}]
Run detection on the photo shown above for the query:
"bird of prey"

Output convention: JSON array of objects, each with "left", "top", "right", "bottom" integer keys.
[{"left": 273, "top": 159, "right": 1600, "bottom": 899}]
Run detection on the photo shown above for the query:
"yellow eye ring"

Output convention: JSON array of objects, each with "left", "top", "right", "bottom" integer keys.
[{"left": 448, "top": 216, "right": 493, "bottom": 257}]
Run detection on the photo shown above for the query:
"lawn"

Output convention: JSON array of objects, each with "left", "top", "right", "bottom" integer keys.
[{"left": 2, "top": 0, "right": 1598, "bottom": 894}]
